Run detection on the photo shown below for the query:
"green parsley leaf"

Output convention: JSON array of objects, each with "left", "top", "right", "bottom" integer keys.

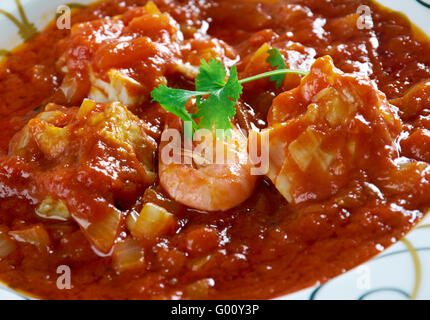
[
  {"left": 196, "top": 59, "right": 227, "bottom": 91},
  {"left": 195, "top": 65, "right": 242, "bottom": 138},
  {"left": 150, "top": 85, "right": 200, "bottom": 132},
  {"left": 151, "top": 50, "right": 307, "bottom": 140},
  {"left": 266, "top": 48, "right": 287, "bottom": 88}
]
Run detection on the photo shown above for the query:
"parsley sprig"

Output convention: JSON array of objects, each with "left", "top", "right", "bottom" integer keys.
[{"left": 151, "top": 48, "right": 308, "bottom": 137}]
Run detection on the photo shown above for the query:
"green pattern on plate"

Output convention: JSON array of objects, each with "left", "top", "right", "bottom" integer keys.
[
  {"left": 0, "top": 0, "right": 37, "bottom": 41},
  {"left": 417, "top": 0, "right": 430, "bottom": 9}
]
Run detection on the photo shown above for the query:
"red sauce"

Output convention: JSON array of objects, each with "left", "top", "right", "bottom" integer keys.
[{"left": 0, "top": 0, "right": 429, "bottom": 299}]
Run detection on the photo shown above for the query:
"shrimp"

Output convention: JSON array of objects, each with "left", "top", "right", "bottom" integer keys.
[{"left": 158, "top": 118, "right": 258, "bottom": 212}]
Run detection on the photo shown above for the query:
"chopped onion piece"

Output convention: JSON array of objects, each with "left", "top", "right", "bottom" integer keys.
[
  {"left": 89, "top": 69, "right": 146, "bottom": 106},
  {"left": 130, "top": 203, "right": 176, "bottom": 240},
  {"left": 36, "top": 196, "right": 71, "bottom": 221},
  {"left": 112, "top": 238, "right": 145, "bottom": 272},
  {"left": 9, "top": 225, "right": 51, "bottom": 250},
  {"left": 174, "top": 61, "right": 199, "bottom": 79},
  {"left": 288, "top": 128, "right": 335, "bottom": 172},
  {"left": 145, "top": 1, "right": 161, "bottom": 14},
  {"left": 244, "top": 42, "right": 270, "bottom": 73},
  {"left": 85, "top": 208, "right": 122, "bottom": 254},
  {"left": 126, "top": 210, "right": 139, "bottom": 233},
  {"left": 76, "top": 98, "right": 97, "bottom": 120},
  {"left": 0, "top": 232, "right": 16, "bottom": 259}
]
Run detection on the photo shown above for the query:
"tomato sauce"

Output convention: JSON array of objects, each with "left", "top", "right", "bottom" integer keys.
[{"left": 0, "top": 0, "right": 429, "bottom": 299}]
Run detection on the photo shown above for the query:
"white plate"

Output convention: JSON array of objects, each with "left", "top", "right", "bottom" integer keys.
[{"left": 0, "top": 0, "right": 429, "bottom": 300}]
